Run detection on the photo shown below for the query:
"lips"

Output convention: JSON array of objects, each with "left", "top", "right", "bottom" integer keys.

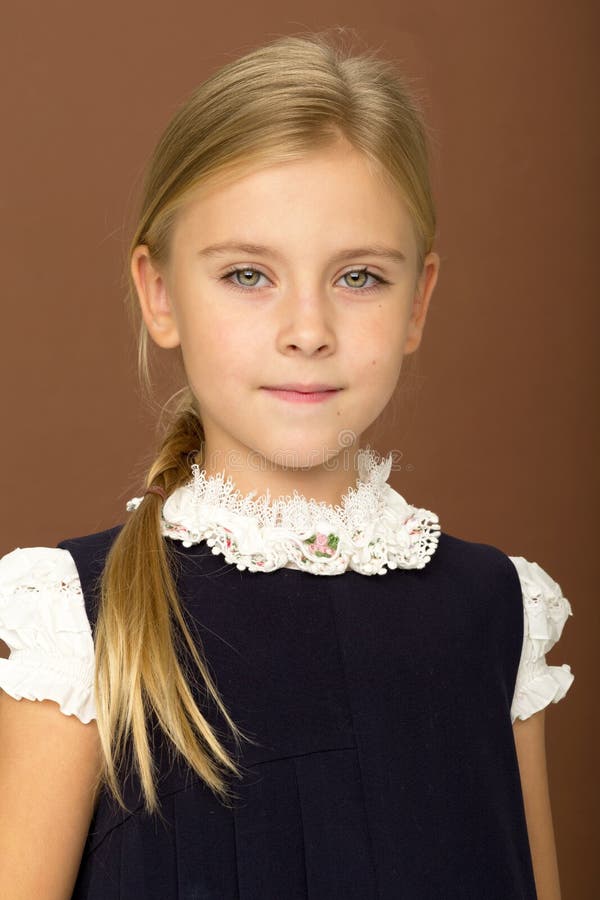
[{"left": 262, "top": 383, "right": 340, "bottom": 392}]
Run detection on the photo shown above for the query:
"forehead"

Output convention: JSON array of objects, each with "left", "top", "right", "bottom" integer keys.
[{"left": 171, "top": 144, "right": 417, "bottom": 254}]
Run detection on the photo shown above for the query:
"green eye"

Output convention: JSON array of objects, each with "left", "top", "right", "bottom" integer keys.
[
  {"left": 233, "top": 268, "right": 263, "bottom": 287},
  {"left": 220, "top": 265, "right": 390, "bottom": 294}
]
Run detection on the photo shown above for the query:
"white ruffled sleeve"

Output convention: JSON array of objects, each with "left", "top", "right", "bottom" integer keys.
[
  {"left": 509, "top": 555, "right": 574, "bottom": 723},
  {"left": 0, "top": 546, "right": 96, "bottom": 724}
]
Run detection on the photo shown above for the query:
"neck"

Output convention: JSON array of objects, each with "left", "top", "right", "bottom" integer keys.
[{"left": 197, "top": 444, "right": 365, "bottom": 507}]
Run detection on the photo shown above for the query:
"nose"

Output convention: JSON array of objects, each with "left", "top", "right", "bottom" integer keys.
[{"left": 277, "top": 291, "right": 336, "bottom": 357}]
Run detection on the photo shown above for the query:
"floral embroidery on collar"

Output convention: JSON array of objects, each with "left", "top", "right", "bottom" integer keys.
[{"left": 126, "top": 447, "right": 441, "bottom": 576}]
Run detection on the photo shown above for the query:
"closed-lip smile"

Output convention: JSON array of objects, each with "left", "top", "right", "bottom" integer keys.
[{"left": 262, "top": 383, "right": 340, "bottom": 392}]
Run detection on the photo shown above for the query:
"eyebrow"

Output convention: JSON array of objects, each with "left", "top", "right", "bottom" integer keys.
[{"left": 197, "top": 241, "right": 406, "bottom": 264}]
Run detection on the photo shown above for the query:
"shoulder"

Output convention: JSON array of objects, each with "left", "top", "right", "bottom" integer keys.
[
  {"left": 57, "top": 523, "right": 124, "bottom": 572},
  {"left": 0, "top": 545, "right": 96, "bottom": 723},
  {"left": 435, "top": 530, "right": 574, "bottom": 637},
  {"left": 434, "top": 531, "right": 575, "bottom": 722},
  {"left": 432, "top": 529, "right": 522, "bottom": 590},
  {"left": 434, "top": 531, "right": 571, "bottom": 610},
  {"left": 56, "top": 524, "right": 125, "bottom": 617}
]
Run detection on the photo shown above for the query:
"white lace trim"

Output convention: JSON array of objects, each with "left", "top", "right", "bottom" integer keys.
[
  {"left": 0, "top": 547, "right": 96, "bottom": 724},
  {"left": 127, "top": 446, "right": 441, "bottom": 575},
  {"left": 508, "top": 555, "right": 574, "bottom": 723}
]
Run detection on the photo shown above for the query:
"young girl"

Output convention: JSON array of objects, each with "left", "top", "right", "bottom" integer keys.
[{"left": 0, "top": 30, "right": 574, "bottom": 900}]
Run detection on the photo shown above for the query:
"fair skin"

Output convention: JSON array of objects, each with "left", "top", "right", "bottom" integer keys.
[
  {"left": 513, "top": 709, "right": 563, "bottom": 899},
  {"left": 132, "top": 137, "right": 439, "bottom": 505},
  {"left": 0, "top": 140, "right": 561, "bottom": 898},
  {"left": 0, "top": 692, "right": 103, "bottom": 900}
]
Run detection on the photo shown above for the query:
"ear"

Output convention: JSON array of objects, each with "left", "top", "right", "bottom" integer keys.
[
  {"left": 403, "top": 251, "right": 440, "bottom": 355},
  {"left": 130, "top": 245, "right": 181, "bottom": 349}
]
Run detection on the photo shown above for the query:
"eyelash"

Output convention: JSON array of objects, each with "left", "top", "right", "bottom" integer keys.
[{"left": 219, "top": 265, "right": 390, "bottom": 294}]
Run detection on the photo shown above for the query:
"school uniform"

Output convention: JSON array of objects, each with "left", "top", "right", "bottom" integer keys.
[{"left": 0, "top": 448, "right": 574, "bottom": 898}]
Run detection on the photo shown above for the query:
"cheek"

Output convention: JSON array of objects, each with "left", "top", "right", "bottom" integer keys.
[
  {"left": 179, "top": 308, "right": 257, "bottom": 386},
  {"left": 351, "top": 317, "right": 406, "bottom": 383}
]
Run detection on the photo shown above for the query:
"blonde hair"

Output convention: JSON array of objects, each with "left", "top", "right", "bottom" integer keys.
[{"left": 94, "top": 27, "right": 438, "bottom": 818}]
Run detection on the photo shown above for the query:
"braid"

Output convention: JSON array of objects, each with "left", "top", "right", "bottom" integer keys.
[
  {"left": 95, "top": 386, "right": 255, "bottom": 819},
  {"left": 146, "top": 390, "right": 205, "bottom": 495}
]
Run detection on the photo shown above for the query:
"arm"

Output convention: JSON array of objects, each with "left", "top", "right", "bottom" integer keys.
[
  {"left": 0, "top": 692, "right": 103, "bottom": 900},
  {"left": 513, "top": 707, "right": 562, "bottom": 900}
]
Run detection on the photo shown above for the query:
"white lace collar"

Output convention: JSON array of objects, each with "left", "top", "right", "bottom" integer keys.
[{"left": 126, "top": 447, "right": 441, "bottom": 576}]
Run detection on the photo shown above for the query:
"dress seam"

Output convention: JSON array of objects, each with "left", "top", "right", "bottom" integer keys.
[
  {"left": 292, "top": 756, "right": 310, "bottom": 899},
  {"left": 85, "top": 747, "right": 360, "bottom": 857},
  {"left": 250, "top": 744, "right": 357, "bottom": 767}
]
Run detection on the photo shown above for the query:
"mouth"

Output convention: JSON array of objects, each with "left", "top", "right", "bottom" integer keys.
[
  {"left": 261, "top": 384, "right": 342, "bottom": 404},
  {"left": 263, "top": 383, "right": 341, "bottom": 393}
]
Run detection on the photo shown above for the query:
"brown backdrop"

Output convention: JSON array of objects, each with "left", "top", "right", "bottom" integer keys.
[{"left": 1, "top": 1, "right": 597, "bottom": 895}]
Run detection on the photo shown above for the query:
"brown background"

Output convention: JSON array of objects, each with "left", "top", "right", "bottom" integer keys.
[{"left": 0, "top": 1, "right": 597, "bottom": 895}]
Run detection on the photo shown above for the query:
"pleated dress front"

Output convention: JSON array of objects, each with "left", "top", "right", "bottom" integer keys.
[{"left": 61, "top": 524, "right": 540, "bottom": 899}]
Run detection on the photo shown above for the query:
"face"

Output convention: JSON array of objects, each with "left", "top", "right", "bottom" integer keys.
[{"left": 131, "top": 137, "right": 439, "bottom": 494}]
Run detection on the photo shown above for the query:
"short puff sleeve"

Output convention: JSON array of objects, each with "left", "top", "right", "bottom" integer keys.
[
  {"left": 0, "top": 546, "right": 96, "bottom": 723},
  {"left": 509, "top": 555, "right": 574, "bottom": 723}
]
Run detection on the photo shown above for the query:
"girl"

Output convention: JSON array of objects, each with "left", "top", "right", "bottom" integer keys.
[{"left": 0, "top": 30, "right": 574, "bottom": 900}]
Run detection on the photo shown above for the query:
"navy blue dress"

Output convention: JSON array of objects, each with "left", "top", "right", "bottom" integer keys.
[{"left": 59, "top": 524, "right": 537, "bottom": 899}]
